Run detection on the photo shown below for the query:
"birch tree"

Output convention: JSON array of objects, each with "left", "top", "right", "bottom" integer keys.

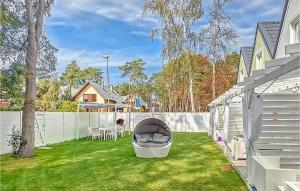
[
  {"left": 143, "top": 0, "right": 237, "bottom": 104},
  {"left": 18, "top": 0, "right": 54, "bottom": 157},
  {"left": 201, "top": 0, "right": 238, "bottom": 99},
  {"left": 143, "top": 0, "right": 204, "bottom": 112}
]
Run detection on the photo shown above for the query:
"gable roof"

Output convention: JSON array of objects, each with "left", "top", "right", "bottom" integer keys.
[
  {"left": 240, "top": 47, "right": 253, "bottom": 74},
  {"left": 257, "top": 21, "right": 281, "bottom": 58},
  {"left": 274, "top": 0, "right": 289, "bottom": 57},
  {"left": 73, "top": 82, "right": 125, "bottom": 104}
]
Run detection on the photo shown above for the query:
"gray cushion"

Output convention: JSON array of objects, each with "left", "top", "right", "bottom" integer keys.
[
  {"left": 153, "top": 133, "right": 169, "bottom": 143},
  {"left": 153, "top": 133, "right": 164, "bottom": 139},
  {"left": 135, "top": 133, "right": 152, "bottom": 143}
]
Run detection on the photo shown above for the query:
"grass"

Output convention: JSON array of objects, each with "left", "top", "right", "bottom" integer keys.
[{"left": 0, "top": 133, "right": 247, "bottom": 191}]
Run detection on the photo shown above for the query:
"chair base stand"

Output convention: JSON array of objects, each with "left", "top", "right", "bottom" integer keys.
[{"left": 132, "top": 142, "right": 172, "bottom": 158}]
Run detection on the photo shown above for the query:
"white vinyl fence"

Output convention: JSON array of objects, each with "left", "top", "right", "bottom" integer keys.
[{"left": 0, "top": 111, "right": 209, "bottom": 155}]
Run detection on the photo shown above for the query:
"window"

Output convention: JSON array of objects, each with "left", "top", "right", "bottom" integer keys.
[
  {"left": 83, "top": 94, "right": 97, "bottom": 102},
  {"left": 291, "top": 15, "right": 300, "bottom": 44},
  {"left": 83, "top": 94, "right": 88, "bottom": 102},
  {"left": 256, "top": 50, "right": 263, "bottom": 70}
]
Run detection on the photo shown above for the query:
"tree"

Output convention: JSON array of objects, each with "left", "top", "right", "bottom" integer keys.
[
  {"left": 119, "top": 58, "right": 147, "bottom": 104},
  {"left": 18, "top": 0, "right": 54, "bottom": 157},
  {"left": 1, "top": 0, "right": 57, "bottom": 74},
  {"left": 36, "top": 79, "right": 60, "bottom": 111},
  {"left": 200, "top": 0, "right": 238, "bottom": 99},
  {"left": 60, "top": 60, "right": 81, "bottom": 93},
  {"left": 151, "top": 54, "right": 210, "bottom": 112},
  {"left": 79, "top": 67, "right": 103, "bottom": 85},
  {"left": 114, "top": 83, "right": 130, "bottom": 96},
  {"left": 0, "top": 63, "right": 25, "bottom": 110},
  {"left": 143, "top": 0, "right": 238, "bottom": 105},
  {"left": 150, "top": 53, "right": 238, "bottom": 112},
  {"left": 143, "top": 0, "right": 204, "bottom": 112},
  {"left": 57, "top": 100, "right": 79, "bottom": 112},
  {"left": 60, "top": 61, "right": 103, "bottom": 96}
]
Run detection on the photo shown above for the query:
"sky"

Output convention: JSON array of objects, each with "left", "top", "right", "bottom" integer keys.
[{"left": 45, "top": 0, "right": 285, "bottom": 85}]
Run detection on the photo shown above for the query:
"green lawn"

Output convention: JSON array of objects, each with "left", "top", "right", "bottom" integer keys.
[{"left": 0, "top": 133, "right": 247, "bottom": 191}]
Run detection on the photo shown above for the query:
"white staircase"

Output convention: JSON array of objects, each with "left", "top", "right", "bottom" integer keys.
[
  {"left": 255, "top": 93, "right": 300, "bottom": 169},
  {"left": 227, "top": 102, "right": 243, "bottom": 143},
  {"left": 276, "top": 182, "right": 300, "bottom": 191}
]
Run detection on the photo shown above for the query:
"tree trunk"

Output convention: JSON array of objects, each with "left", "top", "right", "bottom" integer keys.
[
  {"left": 19, "top": 0, "right": 45, "bottom": 157},
  {"left": 188, "top": 70, "right": 195, "bottom": 112},
  {"left": 212, "top": 62, "right": 216, "bottom": 100}
]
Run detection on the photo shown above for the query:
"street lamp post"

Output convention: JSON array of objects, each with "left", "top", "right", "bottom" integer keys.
[
  {"left": 103, "top": 55, "right": 110, "bottom": 111},
  {"left": 103, "top": 55, "right": 109, "bottom": 87}
]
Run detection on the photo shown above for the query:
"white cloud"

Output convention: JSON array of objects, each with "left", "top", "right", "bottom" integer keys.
[
  {"left": 55, "top": 48, "right": 161, "bottom": 84},
  {"left": 56, "top": 48, "right": 161, "bottom": 72},
  {"left": 130, "top": 30, "right": 150, "bottom": 37},
  {"left": 48, "top": 0, "right": 156, "bottom": 28}
]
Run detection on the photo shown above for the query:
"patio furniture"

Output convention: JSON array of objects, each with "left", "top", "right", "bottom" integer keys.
[
  {"left": 88, "top": 126, "right": 92, "bottom": 138},
  {"left": 91, "top": 127, "right": 100, "bottom": 140},
  {"left": 77, "top": 103, "right": 131, "bottom": 141},
  {"left": 132, "top": 118, "right": 172, "bottom": 158}
]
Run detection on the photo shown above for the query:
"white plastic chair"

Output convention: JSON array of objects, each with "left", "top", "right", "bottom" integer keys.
[
  {"left": 118, "top": 125, "right": 125, "bottom": 137},
  {"left": 91, "top": 128, "right": 100, "bottom": 140},
  {"left": 88, "top": 126, "right": 92, "bottom": 139},
  {"left": 105, "top": 128, "right": 115, "bottom": 140}
]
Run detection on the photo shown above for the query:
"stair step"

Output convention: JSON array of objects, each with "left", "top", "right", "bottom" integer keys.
[
  {"left": 276, "top": 185, "right": 284, "bottom": 191},
  {"left": 262, "top": 93, "right": 300, "bottom": 101},
  {"left": 260, "top": 150, "right": 300, "bottom": 157},
  {"left": 260, "top": 131, "right": 300, "bottom": 138},
  {"left": 280, "top": 157, "right": 300, "bottom": 163},
  {"left": 263, "top": 107, "right": 300, "bottom": 113},
  {"left": 280, "top": 163, "right": 300, "bottom": 169},
  {"left": 263, "top": 101, "right": 300, "bottom": 107},
  {"left": 256, "top": 143, "right": 300, "bottom": 150},
  {"left": 262, "top": 113, "right": 300, "bottom": 120},
  {"left": 261, "top": 126, "right": 300, "bottom": 131},
  {"left": 257, "top": 137, "right": 300, "bottom": 144},
  {"left": 262, "top": 120, "right": 299, "bottom": 126}
]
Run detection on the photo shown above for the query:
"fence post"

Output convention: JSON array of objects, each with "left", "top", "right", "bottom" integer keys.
[
  {"left": 185, "top": 112, "right": 187, "bottom": 132},
  {"left": 62, "top": 112, "right": 65, "bottom": 142}
]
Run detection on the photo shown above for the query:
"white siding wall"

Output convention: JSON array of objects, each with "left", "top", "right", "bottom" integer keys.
[
  {"left": 275, "top": 0, "right": 300, "bottom": 59},
  {"left": 0, "top": 111, "right": 209, "bottom": 155}
]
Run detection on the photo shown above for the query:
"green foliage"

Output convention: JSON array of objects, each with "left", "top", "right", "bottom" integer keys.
[
  {"left": 0, "top": 63, "right": 24, "bottom": 110},
  {"left": 60, "top": 61, "right": 103, "bottom": 98},
  {"left": 143, "top": 0, "right": 204, "bottom": 61},
  {"left": 0, "top": 133, "right": 247, "bottom": 190},
  {"left": 57, "top": 100, "right": 79, "bottom": 112},
  {"left": 114, "top": 83, "right": 130, "bottom": 96},
  {"left": 60, "top": 60, "right": 81, "bottom": 90},
  {"left": 7, "top": 125, "right": 21, "bottom": 157},
  {"left": 36, "top": 79, "right": 60, "bottom": 111},
  {"left": 80, "top": 67, "right": 103, "bottom": 84},
  {"left": 61, "top": 88, "right": 72, "bottom": 101},
  {"left": 1, "top": 1, "right": 57, "bottom": 74},
  {"left": 119, "top": 58, "right": 147, "bottom": 85}
]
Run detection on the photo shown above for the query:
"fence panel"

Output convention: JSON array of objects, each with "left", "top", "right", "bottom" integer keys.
[
  {"left": 44, "top": 112, "right": 64, "bottom": 144},
  {"left": 0, "top": 112, "right": 21, "bottom": 154},
  {"left": 0, "top": 111, "right": 209, "bottom": 155}
]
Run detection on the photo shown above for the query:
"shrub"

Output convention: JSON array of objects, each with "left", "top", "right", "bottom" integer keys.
[
  {"left": 57, "top": 100, "right": 80, "bottom": 112},
  {"left": 7, "top": 125, "right": 22, "bottom": 157}
]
